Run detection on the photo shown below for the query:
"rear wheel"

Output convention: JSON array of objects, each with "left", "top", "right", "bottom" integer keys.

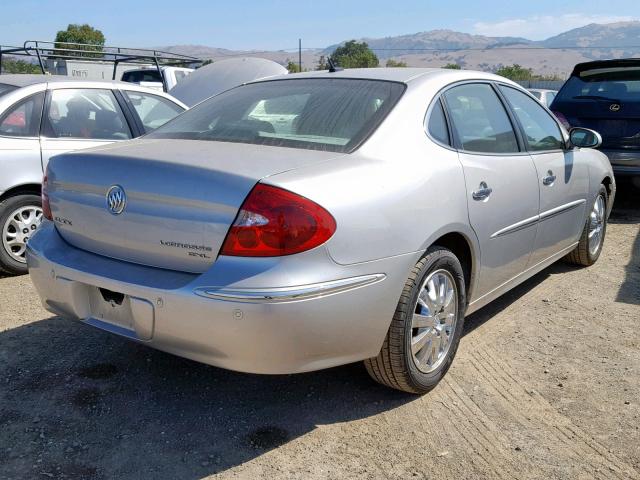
[
  {"left": 365, "top": 246, "right": 466, "bottom": 394},
  {"left": 0, "top": 194, "right": 43, "bottom": 275},
  {"left": 564, "top": 185, "right": 607, "bottom": 267}
]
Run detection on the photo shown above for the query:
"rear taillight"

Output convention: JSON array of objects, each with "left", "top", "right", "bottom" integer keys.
[
  {"left": 220, "top": 184, "right": 336, "bottom": 257},
  {"left": 552, "top": 111, "right": 571, "bottom": 130},
  {"left": 42, "top": 174, "right": 53, "bottom": 221}
]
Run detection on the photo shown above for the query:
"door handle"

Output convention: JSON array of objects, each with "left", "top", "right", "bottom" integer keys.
[
  {"left": 472, "top": 182, "right": 493, "bottom": 201},
  {"left": 543, "top": 171, "right": 556, "bottom": 186}
]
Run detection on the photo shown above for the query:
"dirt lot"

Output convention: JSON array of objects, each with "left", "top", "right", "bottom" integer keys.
[{"left": 1, "top": 183, "right": 639, "bottom": 480}]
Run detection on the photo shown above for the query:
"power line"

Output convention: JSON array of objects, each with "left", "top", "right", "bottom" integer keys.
[{"left": 307, "top": 45, "right": 640, "bottom": 52}]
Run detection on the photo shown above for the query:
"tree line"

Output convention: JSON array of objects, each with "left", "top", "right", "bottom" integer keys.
[{"left": 285, "top": 40, "right": 561, "bottom": 81}]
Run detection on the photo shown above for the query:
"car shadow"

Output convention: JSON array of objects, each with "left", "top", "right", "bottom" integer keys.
[
  {"left": 462, "top": 261, "right": 577, "bottom": 337},
  {"left": 610, "top": 179, "right": 640, "bottom": 305},
  {"left": 0, "top": 315, "right": 419, "bottom": 479}
]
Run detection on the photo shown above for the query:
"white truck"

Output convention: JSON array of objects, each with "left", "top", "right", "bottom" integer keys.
[{"left": 120, "top": 66, "right": 194, "bottom": 92}]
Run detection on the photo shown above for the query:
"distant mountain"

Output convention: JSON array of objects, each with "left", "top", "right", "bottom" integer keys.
[
  {"left": 156, "top": 44, "right": 321, "bottom": 70},
  {"left": 159, "top": 21, "right": 640, "bottom": 76},
  {"left": 542, "top": 21, "right": 640, "bottom": 48},
  {"left": 325, "top": 29, "right": 532, "bottom": 58}
]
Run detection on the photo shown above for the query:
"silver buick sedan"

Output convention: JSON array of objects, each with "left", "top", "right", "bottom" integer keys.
[{"left": 27, "top": 68, "right": 614, "bottom": 394}]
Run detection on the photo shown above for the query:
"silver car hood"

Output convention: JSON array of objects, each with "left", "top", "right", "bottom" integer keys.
[{"left": 47, "top": 139, "right": 343, "bottom": 273}]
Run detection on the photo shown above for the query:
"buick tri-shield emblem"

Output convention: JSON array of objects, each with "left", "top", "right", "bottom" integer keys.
[{"left": 106, "top": 185, "right": 127, "bottom": 215}]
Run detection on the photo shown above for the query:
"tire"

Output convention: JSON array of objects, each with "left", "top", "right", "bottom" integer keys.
[
  {"left": 364, "top": 246, "right": 466, "bottom": 394},
  {"left": 564, "top": 185, "right": 608, "bottom": 267},
  {"left": 0, "top": 194, "right": 43, "bottom": 276}
]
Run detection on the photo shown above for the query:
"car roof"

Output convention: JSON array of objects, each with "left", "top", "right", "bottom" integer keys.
[
  {"left": 1, "top": 74, "right": 140, "bottom": 89},
  {"left": 0, "top": 74, "right": 187, "bottom": 107},
  {"left": 0, "top": 74, "right": 100, "bottom": 87},
  {"left": 257, "top": 67, "right": 512, "bottom": 85}
]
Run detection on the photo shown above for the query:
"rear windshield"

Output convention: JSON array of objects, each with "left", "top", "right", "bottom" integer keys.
[
  {"left": 148, "top": 78, "right": 405, "bottom": 153},
  {"left": 557, "top": 68, "right": 640, "bottom": 101},
  {"left": 0, "top": 83, "right": 18, "bottom": 98},
  {"left": 122, "top": 70, "right": 163, "bottom": 83}
]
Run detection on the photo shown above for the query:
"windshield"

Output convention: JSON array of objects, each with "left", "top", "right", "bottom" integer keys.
[
  {"left": 557, "top": 68, "right": 640, "bottom": 101},
  {"left": 148, "top": 78, "right": 405, "bottom": 153},
  {"left": 0, "top": 83, "right": 18, "bottom": 98}
]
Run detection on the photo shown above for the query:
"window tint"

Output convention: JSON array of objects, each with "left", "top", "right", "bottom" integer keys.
[
  {"left": 45, "top": 89, "right": 132, "bottom": 140},
  {"left": 427, "top": 99, "right": 450, "bottom": 145},
  {"left": 556, "top": 68, "right": 640, "bottom": 101},
  {"left": 122, "top": 70, "right": 163, "bottom": 83},
  {"left": 443, "top": 83, "right": 518, "bottom": 154},
  {"left": 0, "top": 92, "right": 44, "bottom": 137},
  {"left": 499, "top": 86, "right": 564, "bottom": 152},
  {"left": 124, "top": 91, "right": 184, "bottom": 132},
  {"left": 530, "top": 91, "right": 542, "bottom": 100},
  {"left": 148, "top": 79, "right": 405, "bottom": 153}
]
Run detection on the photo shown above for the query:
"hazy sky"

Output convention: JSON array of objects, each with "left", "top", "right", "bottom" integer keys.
[{"left": 2, "top": 0, "right": 638, "bottom": 51}]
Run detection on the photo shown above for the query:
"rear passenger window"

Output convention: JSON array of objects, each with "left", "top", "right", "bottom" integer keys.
[
  {"left": 44, "top": 89, "right": 132, "bottom": 140},
  {"left": 499, "top": 86, "right": 564, "bottom": 152},
  {"left": 427, "top": 99, "right": 450, "bottom": 145},
  {"left": 0, "top": 93, "right": 44, "bottom": 137},
  {"left": 443, "top": 83, "right": 519, "bottom": 154}
]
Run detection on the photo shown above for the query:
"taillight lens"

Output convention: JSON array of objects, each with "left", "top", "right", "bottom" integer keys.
[
  {"left": 220, "top": 184, "right": 336, "bottom": 257},
  {"left": 42, "top": 174, "right": 53, "bottom": 221},
  {"left": 552, "top": 111, "right": 571, "bottom": 130}
]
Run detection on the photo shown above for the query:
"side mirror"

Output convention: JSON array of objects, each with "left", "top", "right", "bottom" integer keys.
[{"left": 569, "top": 127, "right": 602, "bottom": 149}]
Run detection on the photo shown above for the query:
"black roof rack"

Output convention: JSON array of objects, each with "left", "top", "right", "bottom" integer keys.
[{"left": 0, "top": 40, "right": 202, "bottom": 91}]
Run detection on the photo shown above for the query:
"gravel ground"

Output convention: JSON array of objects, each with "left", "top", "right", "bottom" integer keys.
[{"left": 1, "top": 182, "right": 638, "bottom": 480}]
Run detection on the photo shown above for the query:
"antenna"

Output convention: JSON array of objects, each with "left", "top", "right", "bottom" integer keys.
[{"left": 327, "top": 57, "right": 343, "bottom": 73}]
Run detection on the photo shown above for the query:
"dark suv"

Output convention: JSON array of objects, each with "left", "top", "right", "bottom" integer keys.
[{"left": 550, "top": 59, "right": 640, "bottom": 176}]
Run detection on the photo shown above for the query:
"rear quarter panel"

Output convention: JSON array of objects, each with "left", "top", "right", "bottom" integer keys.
[
  {"left": 266, "top": 79, "right": 476, "bottom": 266},
  {"left": 585, "top": 148, "right": 616, "bottom": 215}
]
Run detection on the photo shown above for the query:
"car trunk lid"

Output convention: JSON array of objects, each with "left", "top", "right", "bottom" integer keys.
[
  {"left": 46, "top": 139, "right": 342, "bottom": 273},
  {"left": 554, "top": 98, "right": 640, "bottom": 150}
]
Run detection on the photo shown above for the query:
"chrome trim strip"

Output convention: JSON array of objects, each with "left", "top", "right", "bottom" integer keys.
[
  {"left": 194, "top": 274, "right": 386, "bottom": 303},
  {"left": 539, "top": 199, "right": 586, "bottom": 221},
  {"left": 491, "top": 199, "right": 587, "bottom": 238},
  {"left": 490, "top": 214, "right": 539, "bottom": 238}
]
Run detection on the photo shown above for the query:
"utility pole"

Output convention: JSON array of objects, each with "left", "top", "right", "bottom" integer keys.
[{"left": 298, "top": 38, "right": 302, "bottom": 72}]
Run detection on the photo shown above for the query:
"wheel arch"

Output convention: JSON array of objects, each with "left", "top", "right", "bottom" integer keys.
[
  {"left": 600, "top": 176, "right": 614, "bottom": 218},
  {"left": 0, "top": 184, "right": 42, "bottom": 203},
  {"left": 427, "top": 230, "right": 478, "bottom": 305}
]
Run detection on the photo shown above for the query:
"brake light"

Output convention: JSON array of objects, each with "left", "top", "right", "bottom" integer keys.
[
  {"left": 42, "top": 174, "right": 52, "bottom": 221},
  {"left": 220, "top": 184, "right": 336, "bottom": 257},
  {"left": 553, "top": 111, "right": 571, "bottom": 130}
]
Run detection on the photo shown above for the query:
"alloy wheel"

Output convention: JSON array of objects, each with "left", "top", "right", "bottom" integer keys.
[
  {"left": 588, "top": 194, "right": 605, "bottom": 257},
  {"left": 411, "top": 269, "right": 458, "bottom": 374},
  {"left": 2, "top": 205, "right": 43, "bottom": 264}
]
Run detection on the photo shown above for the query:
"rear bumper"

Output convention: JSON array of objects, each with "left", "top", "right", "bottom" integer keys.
[
  {"left": 27, "top": 222, "right": 415, "bottom": 374},
  {"left": 600, "top": 149, "right": 640, "bottom": 176}
]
